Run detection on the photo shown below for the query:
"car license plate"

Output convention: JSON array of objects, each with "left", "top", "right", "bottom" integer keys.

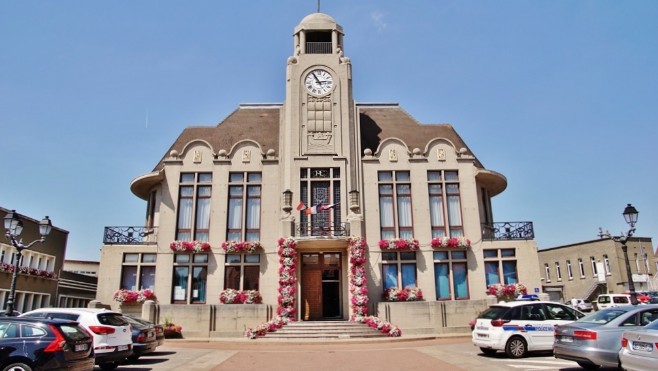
[
  {"left": 118, "top": 345, "right": 129, "bottom": 351},
  {"left": 559, "top": 336, "right": 573, "bottom": 343},
  {"left": 75, "top": 344, "right": 88, "bottom": 351},
  {"left": 632, "top": 341, "right": 653, "bottom": 352},
  {"left": 477, "top": 333, "right": 489, "bottom": 339}
]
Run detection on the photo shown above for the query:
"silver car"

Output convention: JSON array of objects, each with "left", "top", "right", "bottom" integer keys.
[
  {"left": 553, "top": 304, "right": 658, "bottom": 369},
  {"left": 619, "top": 319, "right": 658, "bottom": 371}
]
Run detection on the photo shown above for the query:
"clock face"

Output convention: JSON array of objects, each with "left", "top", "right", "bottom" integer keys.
[{"left": 304, "top": 69, "right": 334, "bottom": 95}]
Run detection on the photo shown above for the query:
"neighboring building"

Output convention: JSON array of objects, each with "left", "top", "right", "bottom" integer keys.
[
  {"left": 57, "top": 270, "right": 98, "bottom": 308},
  {"left": 97, "top": 12, "right": 541, "bottom": 336},
  {"left": 537, "top": 237, "right": 657, "bottom": 303},
  {"left": 63, "top": 259, "right": 100, "bottom": 277},
  {"left": 1, "top": 207, "right": 67, "bottom": 313}
]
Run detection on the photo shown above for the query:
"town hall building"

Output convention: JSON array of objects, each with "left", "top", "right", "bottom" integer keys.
[{"left": 96, "top": 12, "right": 541, "bottom": 337}]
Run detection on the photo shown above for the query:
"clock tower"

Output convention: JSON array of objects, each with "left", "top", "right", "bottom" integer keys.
[{"left": 280, "top": 12, "right": 361, "bottom": 230}]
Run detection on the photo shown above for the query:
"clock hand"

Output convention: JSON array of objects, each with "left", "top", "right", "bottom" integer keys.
[{"left": 312, "top": 72, "right": 322, "bottom": 84}]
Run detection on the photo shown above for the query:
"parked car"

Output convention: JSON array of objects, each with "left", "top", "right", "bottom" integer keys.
[
  {"left": 20, "top": 308, "right": 133, "bottom": 370},
  {"left": 595, "top": 294, "right": 632, "bottom": 310},
  {"left": 127, "top": 315, "right": 165, "bottom": 346},
  {"left": 472, "top": 300, "right": 584, "bottom": 358},
  {"left": 122, "top": 315, "right": 159, "bottom": 361},
  {"left": 0, "top": 316, "right": 95, "bottom": 371},
  {"left": 554, "top": 304, "right": 658, "bottom": 369},
  {"left": 570, "top": 298, "right": 594, "bottom": 312},
  {"left": 619, "top": 318, "right": 658, "bottom": 371}
]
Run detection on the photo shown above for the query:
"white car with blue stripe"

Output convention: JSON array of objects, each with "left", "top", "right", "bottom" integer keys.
[{"left": 472, "top": 300, "right": 584, "bottom": 358}]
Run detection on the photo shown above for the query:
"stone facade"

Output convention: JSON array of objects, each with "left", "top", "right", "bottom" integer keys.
[{"left": 96, "top": 12, "right": 542, "bottom": 336}]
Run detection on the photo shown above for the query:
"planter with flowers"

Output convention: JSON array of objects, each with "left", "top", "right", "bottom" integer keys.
[
  {"left": 0, "top": 262, "right": 58, "bottom": 279},
  {"left": 378, "top": 238, "right": 419, "bottom": 251},
  {"left": 221, "top": 240, "right": 262, "bottom": 254},
  {"left": 219, "top": 289, "right": 262, "bottom": 304},
  {"left": 169, "top": 240, "right": 212, "bottom": 253},
  {"left": 113, "top": 288, "right": 156, "bottom": 315},
  {"left": 353, "top": 315, "right": 402, "bottom": 337},
  {"left": 163, "top": 317, "right": 183, "bottom": 339},
  {"left": 430, "top": 236, "right": 471, "bottom": 249},
  {"left": 384, "top": 287, "right": 423, "bottom": 302},
  {"left": 487, "top": 283, "right": 528, "bottom": 302}
]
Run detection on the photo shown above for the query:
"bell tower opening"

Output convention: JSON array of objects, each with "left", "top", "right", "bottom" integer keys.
[{"left": 306, "top": 31, "right": 332, "bottom": 54}]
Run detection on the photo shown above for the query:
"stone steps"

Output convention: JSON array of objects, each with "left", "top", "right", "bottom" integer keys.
[{"left": 263, "top": 321, "right": 388, "bottom": 339}]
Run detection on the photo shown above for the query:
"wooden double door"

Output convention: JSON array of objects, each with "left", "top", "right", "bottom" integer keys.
[{"left": 300, "top": 252, "right": 342, "bottom": 320}]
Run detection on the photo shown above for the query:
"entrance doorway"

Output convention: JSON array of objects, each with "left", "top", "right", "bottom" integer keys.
[{"left": 301, "top": 252, "right": 342, "bottom": 320}]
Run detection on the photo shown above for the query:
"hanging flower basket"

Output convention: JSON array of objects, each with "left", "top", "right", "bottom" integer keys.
[
  {"left": 169, "top": 241, "right": 212, "bottom": 253},
  {"left": 378, "top": 238, "right": 419, "bottom": 251},
  {"left": 221, "top": 241, "right": 262, "bottom": 254},
  {"left": 430, "top": 236, "right": 471, "bottom": 249}
]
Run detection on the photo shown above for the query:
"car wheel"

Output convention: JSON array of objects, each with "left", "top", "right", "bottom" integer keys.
[
  {"left": 480, "top": 348, "right": 497, "bottom": 356},
  {"left": 99, "top": 361, "right": 120, "bottom": 371},
  {"left": 505, "top": 336, "right": 527, "bottom": 358},
  {"left": 576, "top": 361, "right": 600, "bottom": 369},
  {"left": 2, "top": 363, "right": 33, "bottom": 371}
]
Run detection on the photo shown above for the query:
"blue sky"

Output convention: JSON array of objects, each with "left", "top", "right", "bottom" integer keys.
[{"left": 1, "top": 1, "right": 656, "bottom": 261}]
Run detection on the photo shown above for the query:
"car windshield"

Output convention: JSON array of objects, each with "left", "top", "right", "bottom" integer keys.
[
  {"left": 59, "top": 324, "right": 90, "bottom": 341},
  {"left": 578, "top": 309, "right": 627, "bottom": 324}
]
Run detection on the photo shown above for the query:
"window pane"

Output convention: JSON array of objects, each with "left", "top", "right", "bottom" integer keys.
[
  {"left": 396, "top": 171, "right": 410, "bottom": 181},
  {"left": 245, "top": 254, "right": 260, "bottom": 263},
  {"left": 226, "top": 254, "right": 241, "bottom": 264},
  {"left": 172, "top": 267, "right": 189, "bottom": 301},
  {"left": 224, "top": 266, "right": 240, "bottom": 290},
  {"left": 485, "top": 261, "right": 500, "bottom": 286},
  {"left": 434, "top": 263, "right": 450, "bottom": 299},
  {"left": 378, "top": 171, "right": 392, "bottom": 181},
  {"left": 123, "top": 254, "right": 139, "bottom": 263},
  {"left": 444, "top": 171, "right": 458, "bottom": 180},
  {"left": 228, "top": 197, "right": 243, "bottom": 229},
  {"left": 433, "top": 251, "right": 448, "bottom": 260},
  {"left": 401, "top": 263, "right": 417, "bottom": 288},
  {"left": 483, "top": 250, "right": 498, "bottom": 258},
  {"left": 501, "top": 249, "right": 516, "bottom": 257},
  {"left": 198, "top": 173, "right": 212, "bottom": 183},
  {"left": 381, "top": 252, "right": 397, "bottom": 261},
  {"left": 451, "top": 251, "right": 466, "bottom": 260},
  {"left": 427, "top": 171, "right": 441, "bottom": 181},
  {"left": 243, "top": 266, "right": 260, "bottom": 290},
  {"left": 192, "top": 266, "right": 207, "bottom": 303},
  {"left": 229, "top": 173, "right": 243, "bottom": 183},
  {"left": 453, "top": 263, "right": 468, "bottom": 298},
  {"left": 180, "top": 173, "right": 195, "bottom": 182},
  {"left": 142, "top": 254, "right": 157, "bottom": 263},
  {"left": 503, "top": 261, "right": 518, "bottom": 284},
  {"left": 400, "top": 252, "right": 416, "bottom": 261},
  {"left": 383, "top": 264, "right": 398, "bottom": 290},
  {"left": 175, "top": 254, "right": 190, "bottom": 264},
  {"left": 247, "top": 173, "right": 261, "bottom": 182},
  {"left": 140, "top": 266, "right": 156, "bottom": 291},
  {"left": 121, "top": 266, "right": 137, "bottom": 291},
  {"left": 193, "top": 254, "right": 208, "bottom": 263}
]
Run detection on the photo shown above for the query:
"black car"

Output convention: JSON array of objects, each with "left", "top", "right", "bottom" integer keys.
[
  {"left": 121, "top": 315, "right": 158, "bottom": 362},
  {"left": 126, "top": 315, "right": 165, "bottom": 347},
  {"left": 0, "top": 317, "right": 95, "bottom": 371}
]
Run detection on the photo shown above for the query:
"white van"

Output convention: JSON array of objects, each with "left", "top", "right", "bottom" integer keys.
[{"left": 595, "top": 294, "right": 632, "bottom": 310}]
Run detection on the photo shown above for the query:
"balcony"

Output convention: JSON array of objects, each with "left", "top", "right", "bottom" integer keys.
[
  {"left": 306, "top": 42, "right": 332, "bottom": 54},
  {"left": 103, "top": 226, "right": 157, "bottom": 245},
  {"left": 296, "top": 222, "right": 349, "bottom": 238},
  {"left": 481, "top": 222, "right": 534, "bottom": 241}
]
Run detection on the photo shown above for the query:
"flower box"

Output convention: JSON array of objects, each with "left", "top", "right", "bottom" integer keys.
[
  {"left": 169, "top": 240, "right": 212, "bottom": 253},
  {"left": 219, "top": 289, "right": 262, "bottom": 304},
  {"left": 430, "top": 236, "right": 471, "bottom": 249},
  {"left": 113, "top": 289, "right": 156, "bottom": 303},
  {"left": 221, "top": 241, "right": 262, "bottom": 254},
  {"left": 384, "top": 287, "right": 423, "bottom": 302},
  {"left": 378, "top": 238, "right": 419, "bottom": 251}
]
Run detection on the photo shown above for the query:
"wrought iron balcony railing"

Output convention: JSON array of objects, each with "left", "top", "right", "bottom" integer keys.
[
  {"left": 306, "top": 42, "right": 332, "bottom": 54},
  {"left": 296, "top": 222, "right": 349, "bottom": 238},
  {"left": 481, "top": 222, "right": 534, "bottom": 241},
  {"left": 103, "top": 226, "right": 157, "bottom": 245}
]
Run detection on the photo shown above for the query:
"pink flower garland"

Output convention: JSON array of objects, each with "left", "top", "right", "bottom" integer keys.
[
  {"left": 430, "top": 236, "right": 471, "bottom": 249},
  {"left": 349, "top": 237, "right": 369, "bottom": 318}
]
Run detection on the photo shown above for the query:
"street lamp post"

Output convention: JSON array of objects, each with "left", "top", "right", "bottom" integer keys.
[
  {"left": 613, "top": 204, "right": 639, "bottom": 305},
  {"left": 3, "top": 210, "right": 52, "bottom": 316}
]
